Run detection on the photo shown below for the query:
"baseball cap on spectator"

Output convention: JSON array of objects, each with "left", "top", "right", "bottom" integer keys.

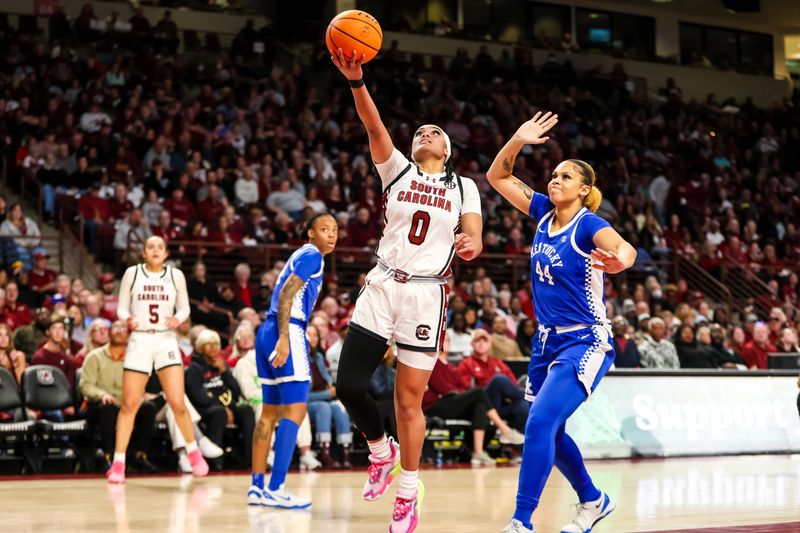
[
  {"left": 51, "top": 294, "right": 66, "bottom": 305},
  {"left": 100, "top": 273, "right": 114, "bottom": 284},
  {"left": 471, "top": 329, "right": 490, "bottom": 342},
  {"left": 33, "top": 248, "right": 48, "bottom": 259}
]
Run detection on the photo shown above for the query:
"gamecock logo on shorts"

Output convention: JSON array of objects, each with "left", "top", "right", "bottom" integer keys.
[{"left": 415, "top": 324, "right": 431, "bottom": 341}]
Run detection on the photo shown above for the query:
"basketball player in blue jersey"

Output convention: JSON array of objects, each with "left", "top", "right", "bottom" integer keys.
[
  {"left": 247, "top": 212, "right": 338, "bottom": 508},
  {"left": 487, "top": 112, "right": 636, "bottom": 533}
]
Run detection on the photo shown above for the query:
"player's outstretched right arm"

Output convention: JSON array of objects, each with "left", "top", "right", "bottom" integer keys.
[
  {"left": 331, "top": 49, "right": 393, "bottom": 165},
  {"left": 487, "top": 111, "right": 558, "bottom": 215}
]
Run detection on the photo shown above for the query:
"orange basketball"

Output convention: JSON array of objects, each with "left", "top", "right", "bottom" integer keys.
[{"left": 326, "top": 10, "right": 383, "bottom": 63}]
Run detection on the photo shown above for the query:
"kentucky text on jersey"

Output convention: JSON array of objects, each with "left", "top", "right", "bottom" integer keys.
[
  {"left": 395, "top": 180, "right": 453, "bottom": 212},
  {"left": 530, "top": 242, "right": 564, "bottom": 268}
]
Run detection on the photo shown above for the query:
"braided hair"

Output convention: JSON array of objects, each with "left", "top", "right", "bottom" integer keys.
[{"left": 302, "top": 212, "right": 335, "bottom": 240}]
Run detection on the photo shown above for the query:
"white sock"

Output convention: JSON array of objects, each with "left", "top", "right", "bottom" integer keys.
[
  {"left": 113, "top": 452, "right": 126, "bottom": 464},
  {"left": 367, "top": 435, "right": 391, "bottom": 461},
  {"left": 186, "top": 441, "right": 198, "bottom": 454},
  {"left": 397, "top": 469, "right": 418, "bottom": 499}
]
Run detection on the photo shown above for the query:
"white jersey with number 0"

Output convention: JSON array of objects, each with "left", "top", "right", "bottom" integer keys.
[
  {"left": 117, "top": 264, "right": 191, "bottom": 330},
  {"left": 375, "top": 149, "right": 481, "bottom": 276}
]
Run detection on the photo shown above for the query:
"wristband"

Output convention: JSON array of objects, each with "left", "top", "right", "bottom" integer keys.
[{"left": 348, "top": 78, "right": 365, "bottom": 88}]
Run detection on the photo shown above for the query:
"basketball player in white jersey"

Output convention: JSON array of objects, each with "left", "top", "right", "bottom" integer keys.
[
  {"left": 107, "top": 236, "right": 209, "bottom": 483},
  {"left": 331, "top": 49, "right": 483, "bottom": 532}
]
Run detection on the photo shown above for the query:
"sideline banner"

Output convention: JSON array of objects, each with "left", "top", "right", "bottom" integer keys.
[{"left": 566, "top": 375, "right": 800, "bottom": 458}]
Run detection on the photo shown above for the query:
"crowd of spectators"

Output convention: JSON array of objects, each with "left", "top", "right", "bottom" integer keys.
[{"left": 0, "top": 5, "right": 799, "bottom": 470}]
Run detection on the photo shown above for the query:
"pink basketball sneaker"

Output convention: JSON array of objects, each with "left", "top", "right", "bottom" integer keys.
[
  {"left": 362, "top": 437, "right": 401, "bottom": 501},
  {"left": 106, "top": 460, "right": 126, "bottom": 484},
  {"left": 389, "top": 480, "right": 425, "bottom": 533},
  {"left": 188, "top": 448, "right": 209, "bottom": 477}
]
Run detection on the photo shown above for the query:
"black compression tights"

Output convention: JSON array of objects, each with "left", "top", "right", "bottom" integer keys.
[{"left": 335, "top": 328, "right": 389, "bottom": 441}]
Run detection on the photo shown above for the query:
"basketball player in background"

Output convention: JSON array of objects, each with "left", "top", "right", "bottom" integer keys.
[
  {"left": 487, "top": 113, "right": 635, "bottom": 533},
  {"left": 331, "top": 49, "right": 483, "bottom": 532},
  {"left": 107, "top": 236, "right": 209, "bottom": 483},
  {"left": 247, "top": 213, "right": 338, "bottom": 508}
]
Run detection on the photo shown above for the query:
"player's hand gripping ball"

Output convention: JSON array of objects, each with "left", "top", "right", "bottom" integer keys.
[{"left": 325, "top": 10, "right": 383, "bottom": 63}]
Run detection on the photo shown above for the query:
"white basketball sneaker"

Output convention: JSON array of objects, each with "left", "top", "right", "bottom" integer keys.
[
  {"left": 502, "top": 519, "right": 535, "bottom": 533},
  {"left": 247, "top": 485, "right": 267, "bottom": 506},
  {"left": 263, "top": 485, "right": 312, "bottom": 509},
  {"left": 299, "top": 450, "right": 322, "bottom": 471},
  {"left": 560, "top": 492, "right": 615, "bottom": 533}
]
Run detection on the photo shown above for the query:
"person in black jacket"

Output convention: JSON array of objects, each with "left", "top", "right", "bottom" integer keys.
[
  {"left": 674, "top": 324, "right": 718, "bottom": 368},
  {"left": 611, "top": 316, "right": 641, "bottom": 368},
  {"left": 707, "top": 324, "right": 746, "bottom": 369},
  {"left": 185, "top": 328, "right": 255, "bottom": 467}
]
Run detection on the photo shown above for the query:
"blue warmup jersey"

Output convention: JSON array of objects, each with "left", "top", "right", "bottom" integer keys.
[
  {"left": 528, "top": 193, "right": 610, "bottom": 327},
  {"left": 267, "top": 243, "right": 325, "bottom": 323},
  {"left": 256, "top": 244, "right": 324, "bottom": 401}
]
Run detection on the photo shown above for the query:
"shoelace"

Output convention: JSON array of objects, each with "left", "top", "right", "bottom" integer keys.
[
  {"left": 367, "top": 455, "right": 390, "bottom": 483},
  {"left": 392, "top": 497, "right": 413, "bottom": 520}
]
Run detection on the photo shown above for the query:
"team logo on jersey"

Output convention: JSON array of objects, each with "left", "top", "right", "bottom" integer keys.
[
  {"left": 168, "top": 351, "right": 176, "bottom": 360},
  {"left": 415, "top": 324, "right": 431, "bottom": 341},
  {"left": 443, "top": 179, "right": 456, "bottom": 189}
]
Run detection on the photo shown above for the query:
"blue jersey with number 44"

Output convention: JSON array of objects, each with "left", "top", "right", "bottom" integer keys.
[{"left": 528, "top": 192, "right": 611, "bottom": 327}]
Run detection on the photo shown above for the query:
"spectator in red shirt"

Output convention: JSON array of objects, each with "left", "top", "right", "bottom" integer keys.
[
  {"left": 231, "top": 263, "right": 256, "bottom": 308},
  {"left": 3, "top": 282, "right": 34, "bottom": 328},
  {"left": 208, "top": 214, "right": 242, "bottom": 253},
  {"left": 457, "top": 329, "right": 528, "bottom": 432},
  {"left": 423, "top": 335, "right": 525, "bottom": 466},
  {"left": 348, "top": 206, "right": 379, "bottom": 247},
  {"left": 32, "top": 315, "right": 78, "bottom": 387},
  {"left": 720, "top": 234, "right": 747, "bottom": 263},
  {"left": 99, "top": 272, "right": 119, "bottom": 319},
  {"left": 163, "top": 188, "right": 196, "bottom": 228},
  {"left": 107, "top": 183, "right": 134, "bottom": 222},
  {"left": 152, "top": 209, "right": 181, "bottom": 243},
  {"left": 197, "top": 184, "right": 225, "bottom": 226},
  {"left": 741, "top": 322, "right": 776, "bottom": 369},
  {"left": 766, "top": 308, "right": 787, "bottom": 345},
  {"left": 28, "top": 247, "right": 57, "bottom": 293},
  {"left": 78, "top": 183, "right": 110, "bottom": 249}
]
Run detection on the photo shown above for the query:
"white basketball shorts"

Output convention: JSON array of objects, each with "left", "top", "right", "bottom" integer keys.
[
  {"left": 348, "top": 266, "right": 448, "bottom": 371},
  {"left": 124, "top": 330, "right": 183, "bottom": 375}
]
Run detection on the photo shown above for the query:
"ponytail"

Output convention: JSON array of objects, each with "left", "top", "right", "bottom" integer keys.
[
  {"left": 566, "top": 159, "right": 602, "bottom": 212},
  {"left": 584, "top": 186, "right": 602, "bottom": 212}
]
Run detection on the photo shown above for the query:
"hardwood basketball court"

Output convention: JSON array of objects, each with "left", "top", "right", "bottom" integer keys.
[{"left": 3, "top": 454, "right": 799, "bottom": 532}]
